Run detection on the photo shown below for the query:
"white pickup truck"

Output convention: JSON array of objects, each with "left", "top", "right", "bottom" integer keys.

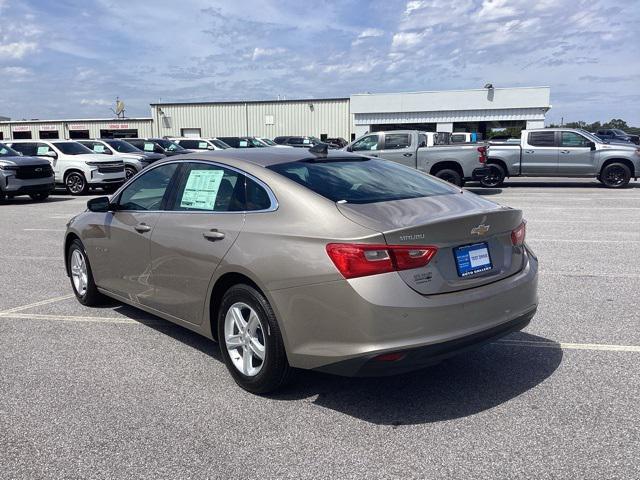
[
  {"left": 483, "top": 128, "right": 640, "bottom": 188},
  {"left": 344, "top": 130, "right": 490, "bottom": 186}
]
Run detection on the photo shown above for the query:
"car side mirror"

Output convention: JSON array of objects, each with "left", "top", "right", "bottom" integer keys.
[
  {"left": 588, "top": 141, "right": 596, "bottom": 151},
  {"left": 346, "top": 146, "right": 353, "bottom": 152},
  {"left": 87, "top": 196, "right": 113, "bottom": 212},
  {"left": 208, "top": 146, "right": 215, "bottom": 150},
  {"left": 44, "top": 151, "right": 57, "bottom": 158}
]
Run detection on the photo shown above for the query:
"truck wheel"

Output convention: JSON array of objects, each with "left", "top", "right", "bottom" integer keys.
[
  {"left": 65, "top": 172, "right": 88, "bottom": 195},
  {"left": 600, "top": 163, "right": 631, "bottom": 188},
  {"left": 125, "top": 166, "right": 137, "bottom": 180},
  {"left": 434, "top": 169, "right": 463, "bottom": 187},
  {"left": 480, "top": 164, "right": 505, "bottom": 188}
]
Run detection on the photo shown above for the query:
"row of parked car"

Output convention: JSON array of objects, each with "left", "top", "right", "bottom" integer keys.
[{"left": 0, "top": 134, "right": 351, "bottom": 201}]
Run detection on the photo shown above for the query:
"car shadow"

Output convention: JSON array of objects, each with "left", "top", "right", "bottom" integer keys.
[
  {"left": 465, "top": 187, "right": 502, "bottom": 195},
  {"left": 111, "top": 303, "right": 561, "bottom": 425},
  {"left": 466, "top": 180, "right": 640, "bottom": 189},
  {"left": 1, "top": 196, "right": 75, "bottom": 204}
]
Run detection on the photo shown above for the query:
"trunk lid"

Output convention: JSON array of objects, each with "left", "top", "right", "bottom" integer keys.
[{"left": 337, "top": 191, "right": 525, "bottom": 294}]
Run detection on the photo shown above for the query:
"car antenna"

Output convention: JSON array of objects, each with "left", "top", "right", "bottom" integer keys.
[{"left": 309, "top": 142, "right": 329, "bottom": 156}]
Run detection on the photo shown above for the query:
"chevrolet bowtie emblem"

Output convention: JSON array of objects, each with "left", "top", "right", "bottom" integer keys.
[{"left": 471, "top": 224, "right": 490, "bottom": 236}]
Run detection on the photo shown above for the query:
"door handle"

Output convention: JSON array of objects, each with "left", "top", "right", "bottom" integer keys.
[
  {"left": 560, "top": 150, "right": 570, "bottom": 154},
  {"left": 403, "top": 153, "right": 413, "bottom": 157},
  {"left": 369, "top": 153, "right": 378, "bottom": 157},
  {"left": 524, "top": 150, "right": 535, "bottom": 154},
  {"left": 134, "top": 223, "right": 152, "bottom": 233},
  {"left": 203, "top": 230, "right": 225, "bottom": 241}
]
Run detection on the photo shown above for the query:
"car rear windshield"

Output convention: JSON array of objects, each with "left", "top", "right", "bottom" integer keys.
[
  {"left": 53, "top": 142, "right": 94, "bottom": 155},
  {"left": 268, "top": 158, "right": 455, "bottom": 204}
]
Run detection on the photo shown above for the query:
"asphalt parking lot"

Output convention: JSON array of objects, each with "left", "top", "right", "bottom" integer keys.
[{"left": 1, "top": 178, "right": 639, "bottom": 479}]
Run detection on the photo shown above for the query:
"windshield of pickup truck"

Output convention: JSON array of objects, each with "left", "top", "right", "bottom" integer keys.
[
  {"left": 0, "top": 143, "right": 21, "bottom": 157},
  {"left": 268, "top": 158, "right": 454, "bottom": 204},
  {"left": 53, "top": 142, "right": 94, "bottom": 155}
]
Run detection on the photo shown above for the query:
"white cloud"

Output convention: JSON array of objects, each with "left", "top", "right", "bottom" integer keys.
[
  {"left": 358, "top": 28, "right": 384, "bottom": 39},
  {"left": 0, "top": 41, "right": 37, "bottom": 59},
  {"left": 80, "top": 99, "right": 111, "bottom": 106},
  {"left": 252, "top": 47, "right": 286, "bottom": 60},
  {"left": 391, "top": 31, "right": 424, "bottom": 49},
  {"left": 0, "top": 66, "right": 30, "bottom": 78}
]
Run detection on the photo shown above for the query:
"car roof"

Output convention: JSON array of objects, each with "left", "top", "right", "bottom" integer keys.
[{"left": 173, "top": 146, "right": 364, "bottom": 167}]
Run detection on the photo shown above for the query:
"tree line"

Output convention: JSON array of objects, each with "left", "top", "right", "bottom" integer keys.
[{"left": 547, "top": 119, "right": 640, "bottom": 135}]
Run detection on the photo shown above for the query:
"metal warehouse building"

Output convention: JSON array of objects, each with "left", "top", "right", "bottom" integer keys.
[
  {"left": 150, "top": 98, "right": 351, "bottom": 140},
  {"left": 0, "top": 86, "right": 550, "bottom": 142},
  {"left": 0, "top": 118, "right": 153, "bottom": 141}
]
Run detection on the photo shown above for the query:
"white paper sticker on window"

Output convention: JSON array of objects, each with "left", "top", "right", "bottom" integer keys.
[
  {"left": 303, "top": 138, "right": 310, "bottom": 144},
  {"left": 144, "top": 143, "right": 154, "bottom": 152},
  {"left": 198, "top": 142, "right": 208, "bottom": 149},
  {"left": 180, "top": 169, "right": 224, "bottom": 211},
  {"left": 94, "top": 145, "right": 105, "bottom": 153},
  {"left": 37, "top": 146, "right": 50, "bottom": 155},
  {"left": 239, "top": 141, "right": 248, "bottom": 147}
]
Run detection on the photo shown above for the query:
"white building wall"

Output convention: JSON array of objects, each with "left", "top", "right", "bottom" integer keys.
[
  {"left": 0, "top": 119, "right": 153, "bottom": 140},
  {"left": 152, "top": 99, "right": 351, "bottom": 139}
]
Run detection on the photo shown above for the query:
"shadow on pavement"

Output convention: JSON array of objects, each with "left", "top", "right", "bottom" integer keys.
[
  {"left": 1, "top": 196, "right": 75, "bottom": 205},
  {"left": 466, "top": 180, "right": 640, "bottom": 189},
  {"left": 112, "top": 302, "right": 562, "bottom": 425}
]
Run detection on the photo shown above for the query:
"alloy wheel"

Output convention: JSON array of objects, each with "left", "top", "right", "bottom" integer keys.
[
  {"left": 70, "top": 249, "right": 88, "bottom": 296},
  {"left": 224, "top": 302, "right": 266, "bottom": 377},
  {"left": 66, "top": 174, "right": 85, "bottom": 194}
]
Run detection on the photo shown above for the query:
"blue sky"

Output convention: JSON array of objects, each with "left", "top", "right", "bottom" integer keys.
[{"left": 1, "top": 0, "right": 639, "bottom": 124}]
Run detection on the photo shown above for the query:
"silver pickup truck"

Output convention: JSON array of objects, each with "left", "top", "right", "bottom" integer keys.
[
  {"left": 344, "top": 130, "right": 490, "bottom": 186},
  {"left": 483, "top": 128, "right": 640, "bottom": 188}
]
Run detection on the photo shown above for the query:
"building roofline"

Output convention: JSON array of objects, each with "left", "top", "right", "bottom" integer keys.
[
  {"left": 0, "top": 117, "right": 153, "bottom": 124},
  {"left": 351, "top": 86, "right": 551, "bottom": 97},
  {"left": 150, "top": 97, "right": 350, "bottom": 107}
]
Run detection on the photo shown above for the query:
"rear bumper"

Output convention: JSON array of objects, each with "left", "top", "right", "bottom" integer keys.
[
  {"left": 316, "top": 308, "right": 535, "bottom": 376},
  {"left": 269, "top": 251, "right": 538, "bottom": 373},
  {"left": 470, "top": 166, "right": 491, "bottom": 180}
]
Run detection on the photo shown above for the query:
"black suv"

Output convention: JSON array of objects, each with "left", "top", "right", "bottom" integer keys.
[
  {"left": 125, "top": 138, "right": 193, "bottom": 156},
  {"left": 273, "top": 136, "right": 323, "bottom": 148}
]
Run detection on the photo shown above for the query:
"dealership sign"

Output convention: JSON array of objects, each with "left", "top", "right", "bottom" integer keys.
[
  {"left": 68, "top": 124, "right": 88, "bottom": 131},
  {"left": 12, "top": 125, "right": 31, "bottom": 132},
  {"left": 107, "top": 123, "right": 130, "bottom": 129},
  {"left": 39, "top": 125, "right": 58, "bottom": 131}
]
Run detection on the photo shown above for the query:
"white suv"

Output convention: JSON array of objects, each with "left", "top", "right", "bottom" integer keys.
[
  {"left": 8, "top": 140, "right": 126, "bottom": 195},
  {"left": 77, "top": 139, "right": 163, "bottom": 180}
]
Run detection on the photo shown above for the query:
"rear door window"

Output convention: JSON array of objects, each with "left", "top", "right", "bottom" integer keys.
[
  {"left": 528, "top": 131, "right": 556, "bottom": 147},
  {"left": 268, "top": 158, "right": 454, "bottom": 204},
  {"left": 9, "top": 143, "right": 38, "bottom": 156},
  {"left": 383, "top": 133, "right": 411, "bottom": 150},
  {"left": 560, "top": 132, "right": 591, "bottom": 147},
  {"left": 169, "top": 163, "right": 244, "bottom": 212}
]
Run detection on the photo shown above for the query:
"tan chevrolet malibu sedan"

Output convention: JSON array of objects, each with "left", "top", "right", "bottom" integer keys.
[{"left": 64, "top": 146, "right": 538, "bottom": 393}]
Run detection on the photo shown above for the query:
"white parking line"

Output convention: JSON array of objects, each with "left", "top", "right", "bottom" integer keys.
[
  {"left": 23, "top": 228, "right": 66, "bottom": 232},
  {"left": 0, "top": 255, "right": 60, "bottom": 261},
  {"left": 542, "top": 271, "right": 640, "bottom": 278},
  {"left": 530, "top": 239, "right": 640, "bottom": 244},
  {"left": 0, "top": 294, "right": 74, "bottom": 315},
  {"left": 0, "top": 312, "right": 163, "bottom": 325},
  {"left": 496, "top": 339, "right": 640, "bottom": 352}
]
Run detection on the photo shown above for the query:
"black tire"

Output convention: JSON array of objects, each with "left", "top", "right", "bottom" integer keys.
[
  {"left": 480, "top": 163, "right": 506, "bottom": 188},
  {"left": 218, "top": 284, "right": 293, "bottom": 394},
  {"left": 67, "top": 239, "right": 106, "bottom": 306},
  {"left": 125, "top": 166, "right": 138, "bottom": 180},
  {"left": 65, "top": 172, "right": 88, "bottom": 195},
  {"left": 29, "top": 192, "right": 50, "bottom": 201},
  {"left": 600, "top": 163, "right": 631, "bottom": 188},
  {"left": 434, "top": 168, "right": 463, "bottom": 187}
]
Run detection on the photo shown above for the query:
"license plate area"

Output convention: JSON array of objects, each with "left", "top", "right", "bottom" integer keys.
[{"left": 453, "top": 242, "right": 493, "bottom": 277}]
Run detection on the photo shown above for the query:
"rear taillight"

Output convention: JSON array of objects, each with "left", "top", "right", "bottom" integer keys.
[
  {"left": 477, "top": 146, "right": 487, "bottom": 164},
  {"left": 326, "top": 243, "right": 438, "bottom": 279},
  {"left": 511, "top": 221, "right": 527, "bottom": 246}
]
